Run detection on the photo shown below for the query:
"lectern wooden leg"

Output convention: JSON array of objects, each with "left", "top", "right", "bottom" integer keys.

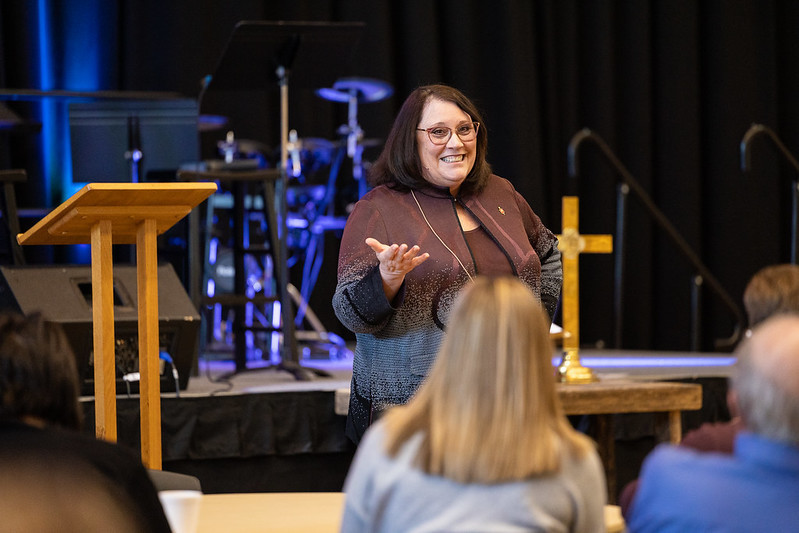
[
  {"left": 91, "top": 220, "right": 117, "bottom": 441},
  {"left": 137, "top": 219, "right": 162, "bottom": 469}
]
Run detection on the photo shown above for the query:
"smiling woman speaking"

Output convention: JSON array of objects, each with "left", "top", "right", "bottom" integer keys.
[{"left": 333, "top": 84, "right": 562, "bottom": 444}]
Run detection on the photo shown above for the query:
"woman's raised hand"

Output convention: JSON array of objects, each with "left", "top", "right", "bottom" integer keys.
[{"left": 365, "top": 237, "right": 429, "bottom": 300}]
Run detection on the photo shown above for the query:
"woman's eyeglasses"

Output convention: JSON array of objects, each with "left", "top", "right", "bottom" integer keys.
[{"left": 416, "top": 122, "right": 480, "bottom": 145}]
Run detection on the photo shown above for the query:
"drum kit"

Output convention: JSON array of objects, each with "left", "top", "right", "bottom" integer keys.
[
  {"left": 203, "top": 77, "right": 393, "bottom": 359},
  {"left": 204, "top": 77, "right": 391, "bottom": 211}
]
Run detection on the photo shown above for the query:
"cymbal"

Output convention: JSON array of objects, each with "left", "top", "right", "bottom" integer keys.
[
  {"left": 357, "top": 138, "right": 383, "bottom": 148},
  {"left": 236, "top": 138, "right": 271, "bottom": 154},
  {"left": 301, "top": 137, "right": 382, "bottom": 153},
  {"left": 198, "top": 114, "right": 228, "bottom": 131},
  {"left": 316, "top": 77, "right": 393, "bottom": 103},
  {"left": 301, "top": 138, "right": 336, "bottom": 152}
]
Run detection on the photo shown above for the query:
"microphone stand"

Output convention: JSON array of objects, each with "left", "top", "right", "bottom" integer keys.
[
  {"left": 274, "top": 64, "right": 312, "bottom": 379},
  {"left": 124, "top": 115, "right": 142, "bottom": 183},
  {"left": 568, "top": 128, "right": 745, "bottom": 351},
  {"left": 740, "top": 123, "right": 799, "bottom": 264}
]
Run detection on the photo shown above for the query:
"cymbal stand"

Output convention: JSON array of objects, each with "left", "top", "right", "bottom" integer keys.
[
  {"left": 318, "top": 77, "right": 393, "bottom": 199},
  {"left": 340, "top": 89, "right": 367, "bottom": 198},
  {"left": 292, "top": 78, "right": 394, "bottom": 345}
]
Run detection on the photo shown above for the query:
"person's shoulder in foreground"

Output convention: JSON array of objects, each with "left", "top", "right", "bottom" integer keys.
[
  {"left": 627, "top": 314, "right": 799, "bottom": 533},
  {"left": 620, "top": 263, "right": 799, "bottom": 520},
  {"left": 0, "top": 311, "right": 171, "bottom": 533},
  {"left": 0, "top": 437, "right": 152, "bottom": 533},
  {"left": 626, "top": 433, "right": 799, "bottom": 532},
  {"left": 341, "top": 420, "right": 605, "bottom": 533},
  {"left": 1, "top": 420, "right": 171, "bottom": 533}
]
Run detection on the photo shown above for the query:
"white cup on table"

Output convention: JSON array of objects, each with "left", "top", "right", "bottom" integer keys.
[{"left": 158, "top": 490, "right": 202, "bottom": 533}]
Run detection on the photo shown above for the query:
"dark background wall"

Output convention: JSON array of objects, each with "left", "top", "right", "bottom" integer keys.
[{"left": 1, "top": 0, "right": 796, "bottom": 353}]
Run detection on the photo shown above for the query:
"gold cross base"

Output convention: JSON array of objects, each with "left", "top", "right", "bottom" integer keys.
[{"left": 557, "top": 349, "right": 599, "bottom": 384}]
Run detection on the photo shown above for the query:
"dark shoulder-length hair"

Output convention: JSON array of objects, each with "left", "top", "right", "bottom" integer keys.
[
  {"left": 368, "top": 84, "right": 492, "bottom": 196},
  {"left": 0, "top": 311, "right": 83, "bottom": 430}
]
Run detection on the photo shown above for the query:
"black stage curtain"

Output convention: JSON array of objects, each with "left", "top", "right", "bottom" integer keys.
[{"left": 2, "top": 1, "right": 797, "bottom": 351}]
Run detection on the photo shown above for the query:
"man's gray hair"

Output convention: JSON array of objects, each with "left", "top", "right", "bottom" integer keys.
[{"left": 732, "top": 336, "right": 799, "bottom": 444}]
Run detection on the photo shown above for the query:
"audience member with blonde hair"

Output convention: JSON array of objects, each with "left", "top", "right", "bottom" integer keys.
[
  {"left": 627, "top": 314, "right": 799, "bottom": 531},
  {"left": 340, "top": 276, "right": 605, "bottom": 532}
]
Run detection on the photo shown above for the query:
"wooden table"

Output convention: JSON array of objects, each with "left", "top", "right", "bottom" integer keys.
[
  {"left": 557, "top": 380, "right": 703, "bottom": 502},
  {"left": 557, "top": 380, "right": 702, "bottom": 440},
  {"left": 196, "top": 493, "right": 625, "bottom": 533},
  {"left": 197, "top": 492, "right": 345, "bottom": 533}
]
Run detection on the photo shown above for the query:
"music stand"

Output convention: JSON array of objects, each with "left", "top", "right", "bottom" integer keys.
[{"left": 203, "top": 21, "right": 363, "bottom": 379}]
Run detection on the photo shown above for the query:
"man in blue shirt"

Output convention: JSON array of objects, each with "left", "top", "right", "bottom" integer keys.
[{"left": 627, "top": 314, "right": 799, "bottom": 532}]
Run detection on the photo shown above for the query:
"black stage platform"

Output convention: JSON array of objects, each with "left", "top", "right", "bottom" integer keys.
[{"left": 80, "top": 350, "right": 734, "bottom": 498}]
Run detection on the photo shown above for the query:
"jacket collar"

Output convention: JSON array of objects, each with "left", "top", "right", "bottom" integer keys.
[{"left": 411, "top": 182, "right": 458, "bottom": 200}]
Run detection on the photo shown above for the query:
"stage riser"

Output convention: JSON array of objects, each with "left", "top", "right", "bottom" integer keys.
[{"left": 80, "top": 378, "right": 728, "bottom": 497}]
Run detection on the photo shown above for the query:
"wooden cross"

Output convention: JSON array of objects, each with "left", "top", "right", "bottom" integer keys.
[{"left": 556, "top": 196, "right": 613, "bottom": 383}]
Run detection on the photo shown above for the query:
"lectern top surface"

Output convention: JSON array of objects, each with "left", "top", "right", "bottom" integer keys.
[{"left": 17, "top": 182, "right": 218, "bottom": 245}]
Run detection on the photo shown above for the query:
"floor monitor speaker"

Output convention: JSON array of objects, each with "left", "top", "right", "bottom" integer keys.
[{"left": 0, "top": 263, "right": 200, "bottom": 394}]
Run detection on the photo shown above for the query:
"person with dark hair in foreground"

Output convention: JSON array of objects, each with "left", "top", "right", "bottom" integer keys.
[
  {"left": 627, "top": 314, "right": 799, "bottom": 532},
  {"left": 340, "top": 277, "right": 604, "bottom": 532},
  {"left": 333, "top": 84, "right": 562, "bottom": 444},
  {"left": 0, "top": 311, "right": 171, "bottom": 533},
  {"left": 0, "top": 453, "right": 150, "bottom": 533}
]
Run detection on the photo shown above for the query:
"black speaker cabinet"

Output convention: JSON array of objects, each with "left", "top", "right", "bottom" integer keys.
[{"left": 0, "top": 263, "right": 200, "bottom": 394}]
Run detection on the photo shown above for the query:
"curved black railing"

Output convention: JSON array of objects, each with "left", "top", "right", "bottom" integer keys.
[
  {"left": 567, "top": 128, "right": 745, "bottom": 351},
  {"left": 740, "top": 123, "right": 799, "bottom": 264}
]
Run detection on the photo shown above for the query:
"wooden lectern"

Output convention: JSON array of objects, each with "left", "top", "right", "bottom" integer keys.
[{"left": 17, "top": 183, "right": 217, "bottom": 469}]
